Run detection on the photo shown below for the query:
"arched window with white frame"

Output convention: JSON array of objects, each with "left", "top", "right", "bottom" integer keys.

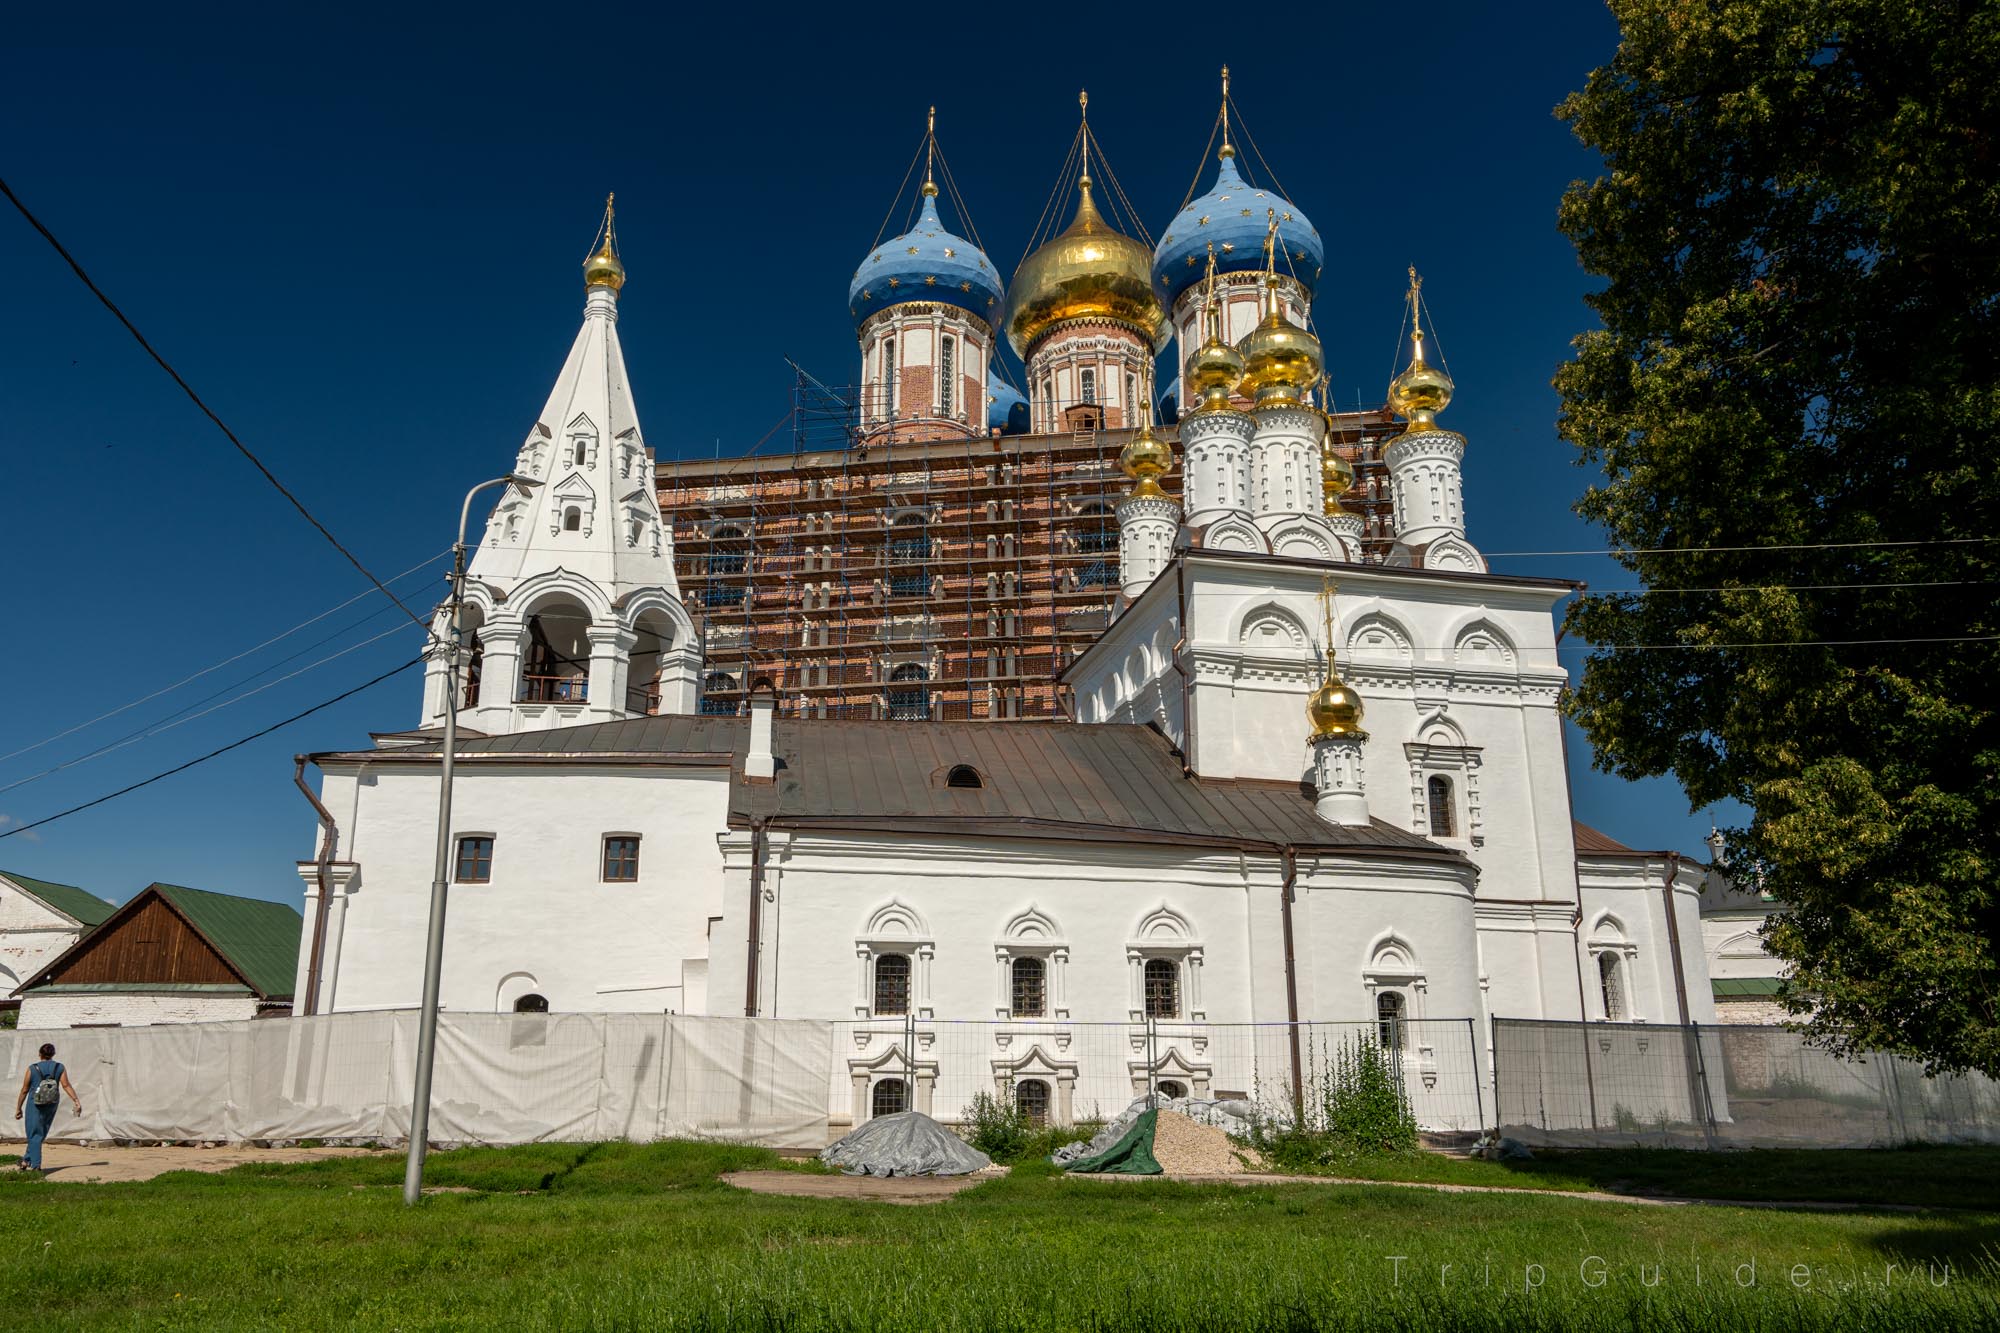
[{"left": 871, "top": 1077, "right": 907, "bottom": 1119}]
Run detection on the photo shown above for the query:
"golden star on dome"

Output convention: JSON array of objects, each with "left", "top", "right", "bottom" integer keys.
[
  {"left": 944, "top": 247, "right": 955, "bottom": 257},
  {"left": 960, "top": 281, "right": 972, "bottom": 291},
  {"left": 888, "top": 278, "right": 900, "bottom": 288},
  {"left": 925, "top": 275, "right": 937, "bottom": 285},
  {"left": 907, "top": 246, "right": 919, "bottom": 255}
]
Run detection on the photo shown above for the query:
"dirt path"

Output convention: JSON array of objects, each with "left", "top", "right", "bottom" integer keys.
[
  {"left": 12, "top": 1142, "right": 386, "bottom": 1184},
  {"left": 721, "top": 1168, "right": 1004, "bottom": 1205}
]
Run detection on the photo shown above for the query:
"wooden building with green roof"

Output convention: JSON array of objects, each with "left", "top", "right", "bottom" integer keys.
[{"left": 13, "top": 883, "right": 299, "bottom": 1030}]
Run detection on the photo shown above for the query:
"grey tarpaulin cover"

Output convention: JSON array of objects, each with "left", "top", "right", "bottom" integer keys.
[{"left": 819, "top": 1110, "right": 992, "bottom": 1177}]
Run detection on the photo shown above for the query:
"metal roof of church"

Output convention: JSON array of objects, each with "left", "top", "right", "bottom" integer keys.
[{"left": 326, "top": 717, "right": 1460, "bottom": 858}]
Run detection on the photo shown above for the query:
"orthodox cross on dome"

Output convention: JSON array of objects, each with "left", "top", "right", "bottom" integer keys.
[
  {"left": 922, "top": 105, "right": 938, "bottom": 198},
  {"left": 1220, "top": 66, "right": 1234, "bottom": 160},
  {"left": 1317, "top": 574, "right": 1341, "bottom": 684}
]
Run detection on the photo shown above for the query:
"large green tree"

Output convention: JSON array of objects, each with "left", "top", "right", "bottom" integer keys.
[{"left": 1556, "top": 0, "right": 2000, "bottom": 1074}]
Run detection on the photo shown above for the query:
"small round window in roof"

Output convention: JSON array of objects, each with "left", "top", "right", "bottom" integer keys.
[{"left": 946, "top": 764, "right": 983, "bottom": 789}]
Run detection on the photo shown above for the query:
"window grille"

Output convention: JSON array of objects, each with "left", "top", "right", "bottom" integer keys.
[
  {"left": 939, "top": 336, "right": 955, "bottom": 415},
  {"left": 454, "top": 836, "right": 493, "bottom": 884},
  {"left": 1015, "top": 1079, "right": 1050, "bottom": 1126},
  {"left": 1010, "top": 956, "right": 1046, "bottom": 1018},
  {"left": 873, "top": 953, "right": 911, "bottom": 1015},
  {"left": 871, "top": 1078, "right": 907, "bottom": 1118},
  {"left": 1143, "top": 958, "right": 1179, "bottom": 1019},
  {"left": 888, "top": 664, "right": 930, "bottom": 720},
  {"left": 1080, "top": 367, "right": 1097, "bottom": 404},
  {"left": 1427, "top": 776, "right": 1455, "bottom": 837},
  {"left": 1078, "top": 560, "right": 1117, "bottom": 588},
  {"left": 603, "top": 836, "right": 640, "bottom": 882},
  {"left": 1599, "top": 952, "right": 1626, "bottom": 1021},
  {"left": 700, "top": 674, "right": 738, "bottom": 717},
  {"left": 1376, "top": 990, "right": 1405, "bottom": 1051}
]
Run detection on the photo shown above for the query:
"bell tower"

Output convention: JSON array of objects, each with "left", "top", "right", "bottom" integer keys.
[{"left": 418, "top": 198, "right": 700, "bottom": 736}]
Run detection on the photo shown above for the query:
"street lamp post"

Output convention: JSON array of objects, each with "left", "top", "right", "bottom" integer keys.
[{"left": 404, "top": 473, "right": 539, "bottom": 1206}]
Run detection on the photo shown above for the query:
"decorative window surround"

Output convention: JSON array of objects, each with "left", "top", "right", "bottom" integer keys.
[
  {"left": 855, "top": 898, "right": 935, "bottom": 1020},
  {"left": 1586, "top": 914, "right": 1644, "bottom": 1022},
  {"left": 1126, "top": 903, "right": 1204, "bottom": 1021},
  {"left": 1126, "top": 1043, "right": 1213, "bottom": 1099},
  {"left": 1404, "top": 706, "right": 1484, "bottom": 846},
  {"left": 847, "top": 1042, "right": 936, "bottom": 1121},
  {"left": 991, "top": 1043, "right": 1080, "bottom": 1126},
  {"left": 994, "top": 904, "right": 1069, "bottom": 1020}
]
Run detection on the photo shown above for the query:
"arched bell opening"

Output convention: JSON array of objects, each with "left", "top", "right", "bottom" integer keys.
[
  {"left": 627, "top": 608, "right": 677, "bottom": 715},
  {"left": 520, "top": 595, "right": 593, "bottom": 704}
]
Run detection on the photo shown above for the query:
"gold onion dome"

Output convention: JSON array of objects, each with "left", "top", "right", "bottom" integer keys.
[
  {"left": 1118, "top": 420, "right": 1173, "bottom": 499},
  {"left": 1321, "top": 446, "right": 1355, "bottom": 512},
  {"left": 583, "top": 194, "right": 625, "bottom": 291},
  {"left": 1307, "top": 676, "right": 1366, "bottom": 740},
  {"left": 1388, "top": 327, "right": 1453, "bottom": 433},
  {"left": 1235, "top": 276, "right": 1323, "bottom": 406},
  {"left": 1005, "top": 175, "right": 1168, "bottom": 360},
  {"left": 1183, "top": 329, "right": 1245, "bottom": 413}
]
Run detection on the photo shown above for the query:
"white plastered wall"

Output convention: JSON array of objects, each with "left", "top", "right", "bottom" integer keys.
[
  {"left": 304, "top": 761, "right": 731, "bottom": 1016},
  {"left": 0, "top": 883, "right": 90, "bottom": 1001},
  {"left": 17, "top": 992, "right": 260, "bottom": 1029}
]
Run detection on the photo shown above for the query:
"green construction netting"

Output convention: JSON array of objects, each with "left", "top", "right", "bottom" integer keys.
[{"left": 1062, "top": 1108, "right": 1161, "bottom": 1175}]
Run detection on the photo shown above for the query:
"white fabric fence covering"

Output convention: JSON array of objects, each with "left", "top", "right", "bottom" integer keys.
[{"left": 0, "top": 1010, "right": 834, "bottom": 1149}]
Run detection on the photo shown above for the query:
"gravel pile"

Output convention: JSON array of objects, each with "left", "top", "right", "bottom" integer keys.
[{"left": 1151, "top": 1109, "right": 1264, "bottom": 1176}]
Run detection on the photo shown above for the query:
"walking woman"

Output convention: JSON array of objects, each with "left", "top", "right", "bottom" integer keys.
[{"left": 13, "top": 1043, "right": 83, "bottom": 1172}]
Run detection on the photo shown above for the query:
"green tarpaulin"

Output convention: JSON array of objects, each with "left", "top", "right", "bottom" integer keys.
[{"left": 1063, "top": 1109, "right": 1161, "bottom": 1175}]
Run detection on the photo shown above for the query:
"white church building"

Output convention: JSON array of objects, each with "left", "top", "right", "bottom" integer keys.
[{"left": 290, "top": 198, "right": 1718, "bottom": 1129}]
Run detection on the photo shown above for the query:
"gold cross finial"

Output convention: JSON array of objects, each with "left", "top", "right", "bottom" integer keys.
[
  {"left": 600, "top": 193, "right": 617, "bottom": 251},
  {"left": 1079, "top": 89, "right": 1089, "bottom": 120},
  {"left": 923, "top": 107, "right": 938, "bottom": 197},
  {"left": 1265, "top": 208, "right": 1279, "bottom": 273},
  {"left": 1318, "top": 575, "right": 1341, "bottom": 681},
  {"left": 1220, "top": 66, "right": 1233, "bottom": 160},
  {"left": 1407, "top": 265, "right": 1426, "bottom": 348}
]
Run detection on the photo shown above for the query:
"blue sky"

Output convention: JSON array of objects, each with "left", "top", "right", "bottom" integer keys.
[{"left": 0, "top": 4, "right": 1738, "bottom": 907}]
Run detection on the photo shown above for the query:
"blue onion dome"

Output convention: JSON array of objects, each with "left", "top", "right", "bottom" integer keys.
[
  {"left": 848, "top": 192, "right": 1004, "bottom": 333},
  {"left": 985, "top": 372, "right": 1027, "bottom": 434},
  {"left": 1152, "top": 152, "right": 1324, "bottom": 311}
]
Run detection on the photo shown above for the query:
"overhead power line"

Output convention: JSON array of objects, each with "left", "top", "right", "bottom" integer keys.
[
  {"left": 1487, "top": 538, "right": 2000, "bottom": 557},
  {"left": 0, "top": 548, "right": 448, "bottom": 767},
  {"left": 0, "top": 173, "right": 431, "bottom": 635},
  {"left": 0, "top": 618, "right": 422, "bottom": 798},
  {"left": 0, "top": 656, "right": 425, "bottom": 842}
]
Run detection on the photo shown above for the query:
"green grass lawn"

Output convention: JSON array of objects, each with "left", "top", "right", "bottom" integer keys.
[
  {"left": 0, "top": 1142, "right": 1994, "bottom": 1331},
  {"left": 1294, "top": 1143, "right": 2000, "bottom": 1211}
]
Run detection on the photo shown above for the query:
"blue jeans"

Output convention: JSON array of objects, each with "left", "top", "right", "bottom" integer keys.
[{"left": 23, "top": 1100, "right": 56, "bottom": 1170}]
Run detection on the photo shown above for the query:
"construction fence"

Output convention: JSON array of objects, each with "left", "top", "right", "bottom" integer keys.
[
  {"left": 1, "top": 1012, "right": 1482, "bottom": 1149},
  {"left": 11, "top": 1012, "right": 1995, "bottom": 1151},
  {"left": 1493, "top": 1018, "right": 2000, "bottom": 1149}
]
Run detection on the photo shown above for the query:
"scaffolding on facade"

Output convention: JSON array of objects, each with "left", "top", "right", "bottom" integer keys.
[{"left": 653, "top": 369, "right": 1403, "bottom": 720}]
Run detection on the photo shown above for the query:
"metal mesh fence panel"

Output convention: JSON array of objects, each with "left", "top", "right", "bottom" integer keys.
[
  {"left": 827, "top": 1017, "right": 1484, "bottom": 1134},
  {"left": 1493, "top": 1018, "right": 2000, "bottom": 1148}
]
